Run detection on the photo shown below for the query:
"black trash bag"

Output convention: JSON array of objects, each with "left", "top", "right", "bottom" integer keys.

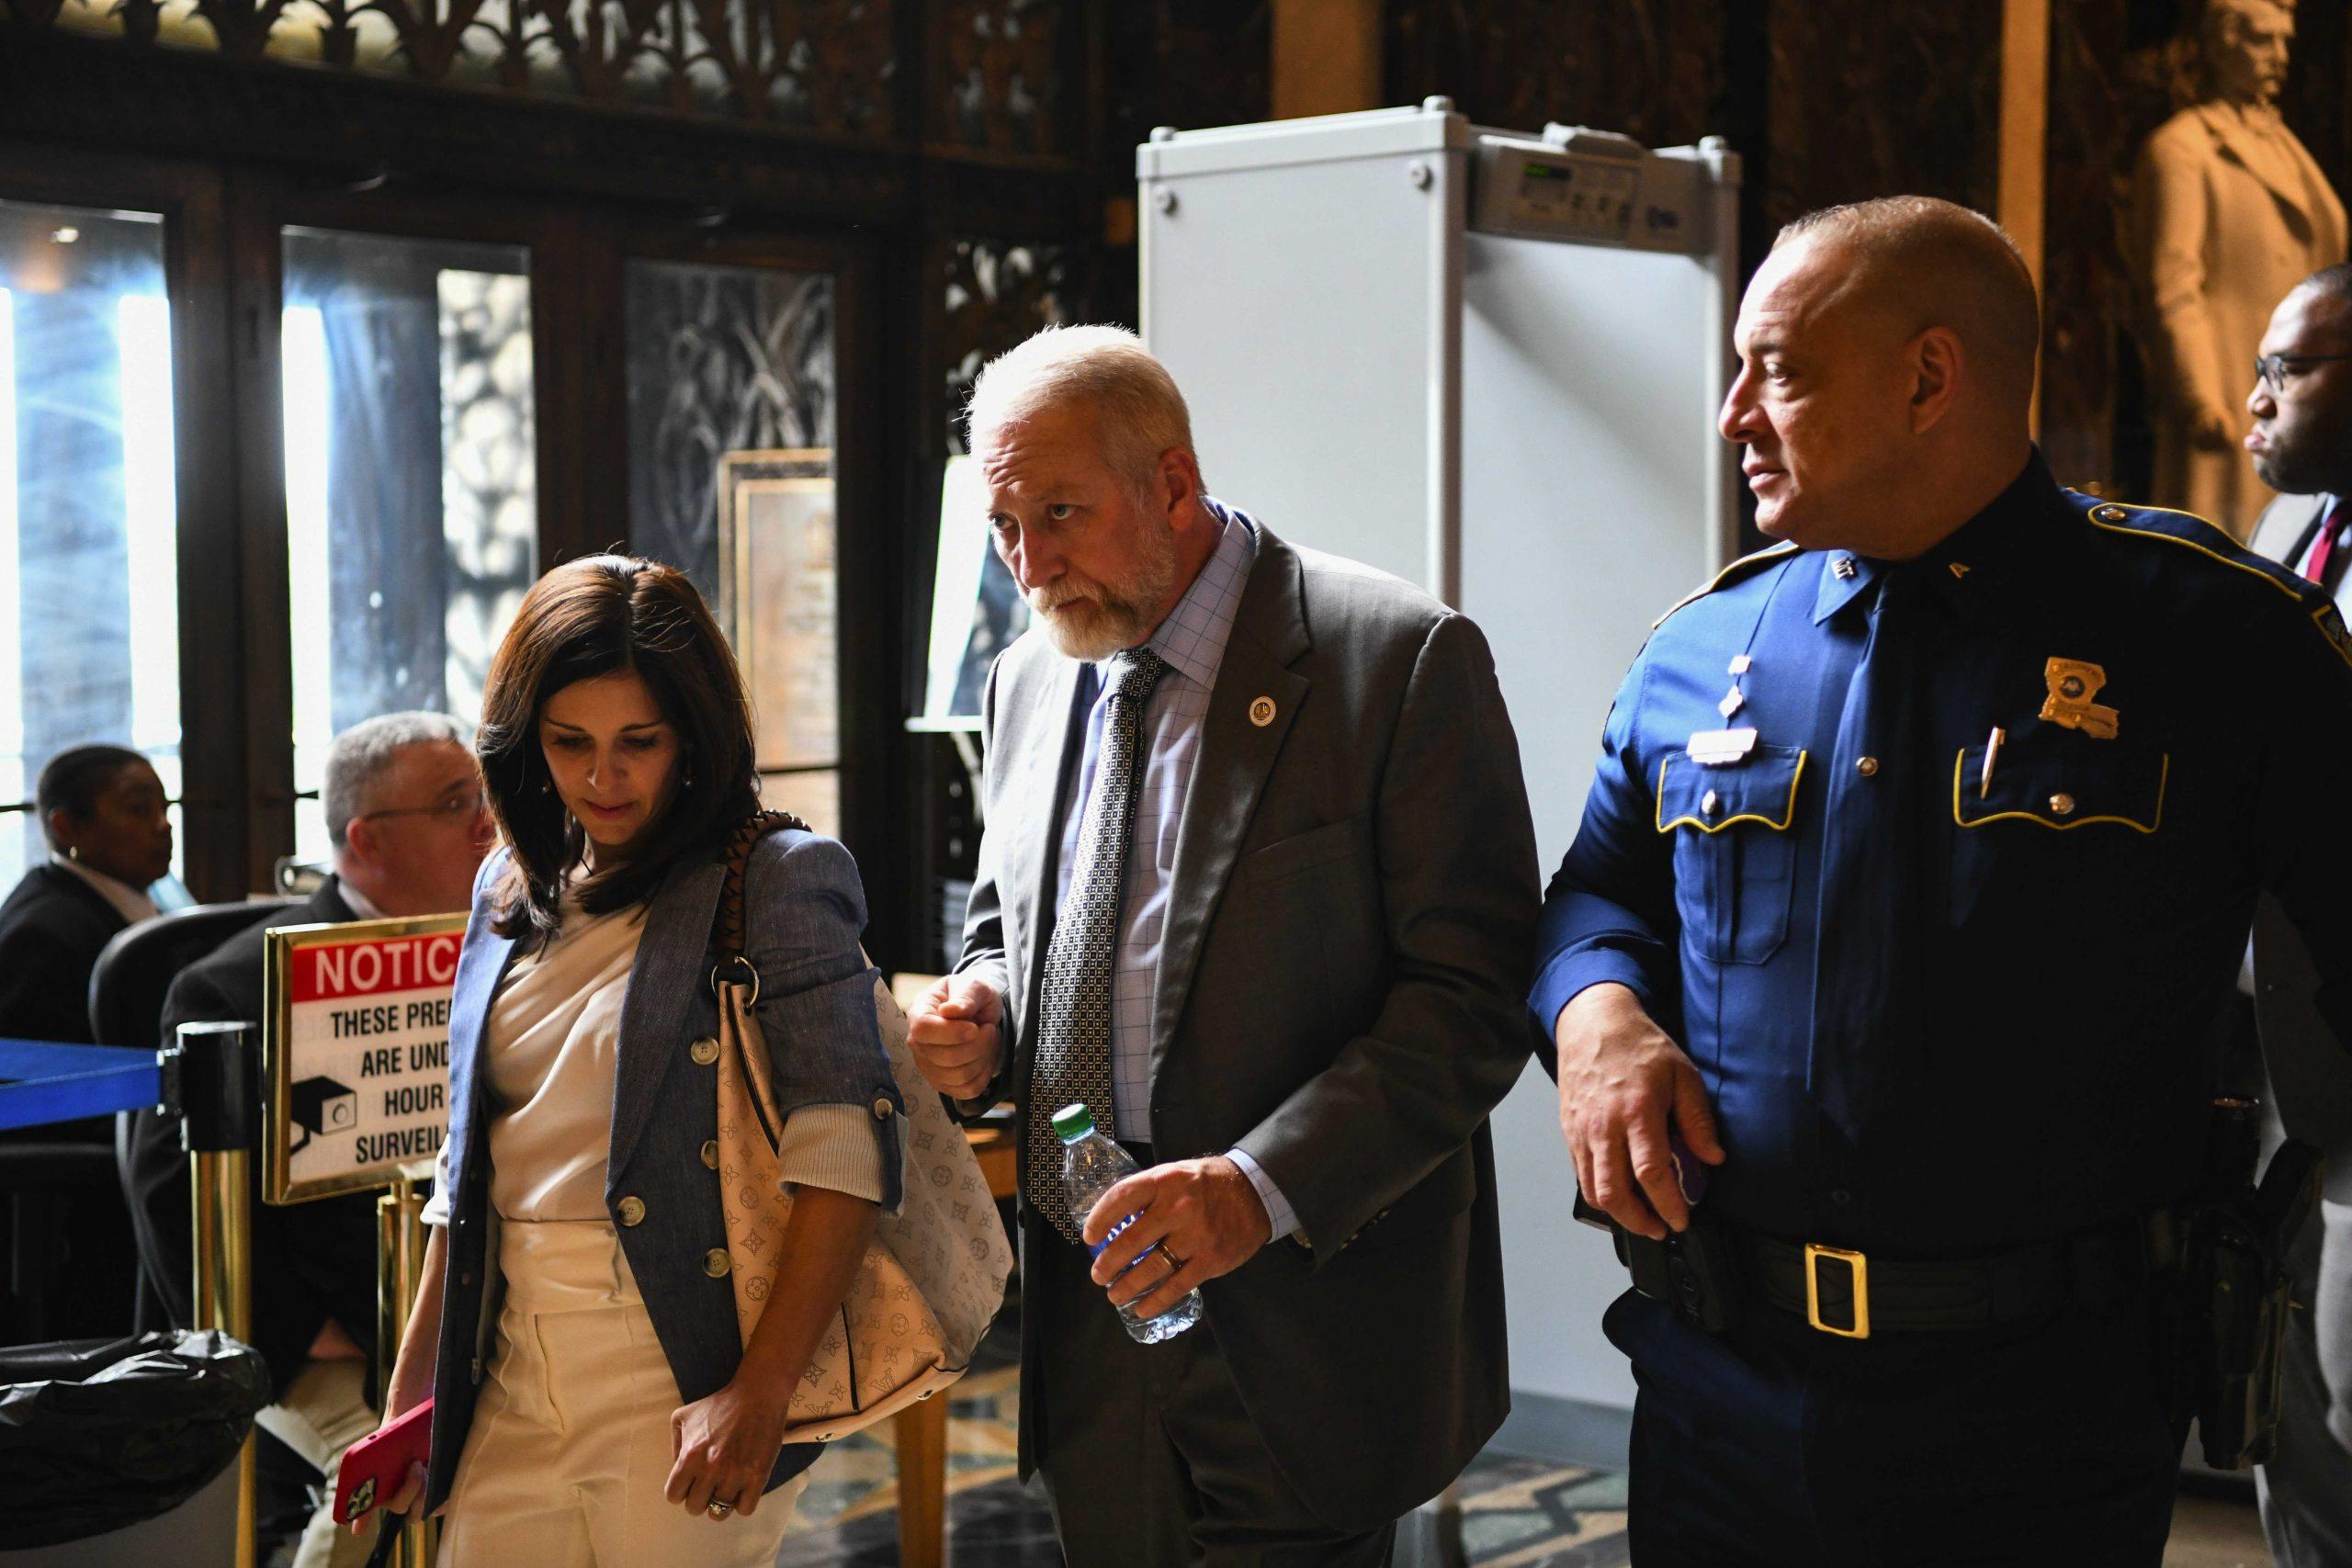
[{"left": 0, "top": 1329, "right": 269, "bottom": 1548}]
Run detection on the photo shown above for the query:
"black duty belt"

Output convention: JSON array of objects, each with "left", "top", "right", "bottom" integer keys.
[{"left": 1733, "top": 1219, "right": 2148, "bottom": 1339}]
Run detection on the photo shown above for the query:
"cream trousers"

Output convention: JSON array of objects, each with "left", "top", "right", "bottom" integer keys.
[{"left": 437, "top": 1220, "right": 806, "bottom": 1568}]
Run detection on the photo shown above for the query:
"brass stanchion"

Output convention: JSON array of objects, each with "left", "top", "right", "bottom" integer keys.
[
  {"left": 176, "top": 1021, "right": 258, "bottom": 1568},
  {"left": 377, "top": 1171, "right": 435, "bottom": 1567}
]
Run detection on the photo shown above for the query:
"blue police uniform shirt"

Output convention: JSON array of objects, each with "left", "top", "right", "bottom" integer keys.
[{"left": 1532, "top": 452, "right": 2352, "bottom": 1255}]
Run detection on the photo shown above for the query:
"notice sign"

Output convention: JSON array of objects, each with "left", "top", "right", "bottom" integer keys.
[{"left": 264, "top": 914, "right": 468, "bottom": 1204}]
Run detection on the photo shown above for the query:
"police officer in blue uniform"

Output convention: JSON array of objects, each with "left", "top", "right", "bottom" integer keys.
[{"left": 1535, "top": 196, "right": 2352, "bottom": 1564}]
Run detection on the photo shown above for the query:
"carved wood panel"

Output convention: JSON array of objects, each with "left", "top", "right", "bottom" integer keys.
[
  {"left": 1759, "top": 0, "right": 2002, "bottom": 237},
  {"left": 8, "top": 0, "right": 899, "bottom": 135},
  {"left": 1385, "top": 0, "right": 1731, "bottom": 152},
  {"left": 942, "top": 236, "right": 1072, "bottom": 450},
  {"left": 924, "top": 0, "right": 1062, "bottom": 155}
]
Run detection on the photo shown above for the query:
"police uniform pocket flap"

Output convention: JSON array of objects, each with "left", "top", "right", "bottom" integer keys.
[
  {"left": 1656, "top": 745, "right": 1807, "bottom": 834},
  {"left": 1951, "top": 733, "right": 2168, "bottom": 832}
]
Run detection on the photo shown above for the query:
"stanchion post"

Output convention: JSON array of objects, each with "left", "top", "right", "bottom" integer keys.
[{"left": 175, "top": 1021, "right": 258, "bottom": 1568}]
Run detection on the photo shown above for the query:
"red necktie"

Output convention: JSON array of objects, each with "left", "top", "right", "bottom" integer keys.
[{"left": 2303, "top": 504, "right": 2346, "bottom": 591}]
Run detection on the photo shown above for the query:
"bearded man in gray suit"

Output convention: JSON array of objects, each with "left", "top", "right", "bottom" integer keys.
[
  {"left": 2245, "top": 261, "right": 2352, "bottom": 1567},
  {"left": 906, "top": 325, "right": 1538, "bottom": 1565}
]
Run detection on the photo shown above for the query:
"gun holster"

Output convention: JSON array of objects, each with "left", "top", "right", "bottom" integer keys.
[
  {"left": 1576, "top": 1193, "right": 1742, "bottom": 1336},
  {"left": 2163, "top": 1111, "right": 2322, "bottom": 1470}
]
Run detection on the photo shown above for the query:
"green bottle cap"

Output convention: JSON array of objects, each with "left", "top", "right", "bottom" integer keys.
[{"left": 1051, "top": 1103, "right": 1095, "bottom": 1142}]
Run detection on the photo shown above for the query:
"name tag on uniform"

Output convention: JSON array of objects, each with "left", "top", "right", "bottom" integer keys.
[{"left": 1686, "top": 728, "right": 1759, "bottom": 766}]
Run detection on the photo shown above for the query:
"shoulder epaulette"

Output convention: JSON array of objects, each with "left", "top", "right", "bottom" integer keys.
[
  {"left": 2066, "top": 491, "right": 2311, "bottom": 604},
  {"left": 1650, "top": 540, "right": 1802, "bottom": 630},
  {"left": 2067, "top": 491, "right": 2352, "bottom": 670}
]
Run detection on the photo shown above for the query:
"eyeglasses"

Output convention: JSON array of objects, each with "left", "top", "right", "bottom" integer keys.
[
  {"left": 2255, "top": 353, "right": 2352, "bottom": 394},
  {"left": 355, "top": 787, "right": 487, "bottom": 826}
]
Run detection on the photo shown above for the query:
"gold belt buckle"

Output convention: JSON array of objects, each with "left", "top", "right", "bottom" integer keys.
[{"left": 1803, "top": 1242, "right": 1871, "bottom": 1339}]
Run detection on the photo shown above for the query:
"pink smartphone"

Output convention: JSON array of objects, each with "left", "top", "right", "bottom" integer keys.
[{"left": 334, "top": 1399, "right": 432, "bottom": 1525}]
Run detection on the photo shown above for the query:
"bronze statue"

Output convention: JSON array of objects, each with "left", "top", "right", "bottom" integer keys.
[{"left": 2131, "top": 0, "right": 2345, "bottom": 539}]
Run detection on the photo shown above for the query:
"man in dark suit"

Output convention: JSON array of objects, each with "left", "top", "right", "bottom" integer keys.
[
  {"left": 907, "top": 325, "right": 1539, "bottom": 1564},
  {"left": 129, "top": 711, "right": 489, "bottom": 1568},
  {"left": 2243, "top": 261, "right": 2352, "bottom": 1568}
]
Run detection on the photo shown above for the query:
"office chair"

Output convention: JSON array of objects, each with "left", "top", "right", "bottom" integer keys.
[{"left": 85, "top": 900, "right": 300, "bottom": 1333}]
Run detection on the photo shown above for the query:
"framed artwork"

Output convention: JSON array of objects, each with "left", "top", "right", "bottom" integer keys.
[{"left": 717, "top": 447, "right": 840, "bottom": 834}]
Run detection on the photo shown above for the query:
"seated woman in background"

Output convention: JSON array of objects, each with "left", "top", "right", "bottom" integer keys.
[
  {"left": 0, "top": 743, "right": 174, "bottom": 1044},
  {"left": 374, "top": 555, "right": 899, "bottom": 1567},
  {"left": 0, "top": 743, "right": 173, "bottom": 1342}
]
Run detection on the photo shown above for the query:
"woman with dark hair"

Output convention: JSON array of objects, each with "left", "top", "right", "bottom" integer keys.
[
  {"left": 370, "top": 556, "right": 900, "bottom": 1565},
  {"left": 0, "top": 744, "right": 174, "bottom": 1043}
]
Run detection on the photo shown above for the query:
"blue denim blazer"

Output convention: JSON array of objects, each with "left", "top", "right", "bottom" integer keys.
[{"left": 424, "top": 829, "right": 902, "bottom": 1507}]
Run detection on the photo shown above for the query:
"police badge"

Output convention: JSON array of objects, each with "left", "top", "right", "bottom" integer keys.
[{"left": 2039, "top": 657, "right": 2120, "bottom": 739}]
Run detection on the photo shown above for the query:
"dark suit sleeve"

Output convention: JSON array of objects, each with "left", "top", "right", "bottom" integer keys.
[
  {"left": 947, "top": 649, "right": 1016, "bottom": 1120},
  {"left": 1232, "top": 613, "right": 1540, "bottom": 1257},
  {"left": 0, "top": 922, "right": 103, "bottom": 1044},
  {"left": 2254, "top": 601, "right": 2352, "bottom": 1054},
  {"left": 1527, "top": 649, "right": 1680, "bottom": 1070}
]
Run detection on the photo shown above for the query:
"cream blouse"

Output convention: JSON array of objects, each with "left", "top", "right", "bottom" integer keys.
[
  {"left": 424, "top": 889, "right": 882, "bottom": 1225},
  {"left": 482, "top": 897, "right": 646, "bottom": 1221}
]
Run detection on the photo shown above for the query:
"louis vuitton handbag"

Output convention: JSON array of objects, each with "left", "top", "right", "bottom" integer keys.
[{"left": 709, "top": 810, "right": 1012, "bottom": 1444}]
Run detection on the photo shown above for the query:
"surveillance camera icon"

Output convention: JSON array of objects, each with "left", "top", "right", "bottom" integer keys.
[{"left": 288, "top": 1075, "right": 358, "bottom": 1155}]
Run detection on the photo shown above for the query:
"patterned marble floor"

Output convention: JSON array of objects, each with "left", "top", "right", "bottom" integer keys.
[
  {"left": 775, "top": 1303, "right": 1631, "bottom": 1567},
  {"left": 777, "top": 1411, "right": 1630, "bottom": 1568},
  {"left": 772, "top": 1307, "right": 2266, "bottom": 1567}
]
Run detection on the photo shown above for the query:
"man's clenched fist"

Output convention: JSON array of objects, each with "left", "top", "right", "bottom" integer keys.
[{"left": 908, "top": 974, "right": 1005, "bottom": 1101}]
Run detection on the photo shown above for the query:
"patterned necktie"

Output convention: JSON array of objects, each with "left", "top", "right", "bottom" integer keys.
[{"left": 1025, "top": 647, "right": 1170, "bottom": 1242}]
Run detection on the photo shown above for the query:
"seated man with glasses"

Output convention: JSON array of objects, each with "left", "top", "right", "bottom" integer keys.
[{"left": 126, "top": 710, "right": 492, "bottom": 1568}]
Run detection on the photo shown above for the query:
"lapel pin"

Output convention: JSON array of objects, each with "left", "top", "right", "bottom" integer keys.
[
  {"left": 1249, "top": 696, "right": 1276, "bottom": 728},
  {"left": 1833, "top": 556, "right": 1857, "bottom": 580}
]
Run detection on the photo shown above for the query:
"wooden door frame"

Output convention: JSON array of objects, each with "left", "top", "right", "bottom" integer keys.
[
  {"left": 223, "top": 169, "right": 592, "bottom": 892},
  {"left": 0, "top": 146, "right": 246, "bottom": 899},
  {"left": 581, "top": 220, "right": 910, "bottom": 963}
]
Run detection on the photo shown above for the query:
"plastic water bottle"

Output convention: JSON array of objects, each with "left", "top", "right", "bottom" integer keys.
[{"left": 1053, "top": 1103, "right": 1203, "bottom": 1344}]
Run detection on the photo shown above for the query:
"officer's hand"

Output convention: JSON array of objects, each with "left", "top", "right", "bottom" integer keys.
[
  {"left": 1083, "top": 1156, "right": 1268, "bottom": 1319},
  {"left": 1555, "top": 982, "right": 1725, "bottom": 1240},
  {"left": 907, "top": 974, "right": 1003, "bottom": 1100}
]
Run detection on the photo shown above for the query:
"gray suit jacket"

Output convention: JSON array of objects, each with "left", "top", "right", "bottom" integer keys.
[
  {"left": 2247, "top": 491, "right": 2352, "bottom": 1201},
  {"left": 956, "top": 522, "right": 1540, "bottom": 1529}
]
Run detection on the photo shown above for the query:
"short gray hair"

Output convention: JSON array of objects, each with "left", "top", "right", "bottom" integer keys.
[
  {"left": 324, "top": 711, "right": 471, "bottom": 848},
  {"left": 965, "top": 324, "right": 1201, "bottom": 495}
]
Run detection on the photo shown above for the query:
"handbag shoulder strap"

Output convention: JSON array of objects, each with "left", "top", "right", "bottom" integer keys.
[{"left": 714, "top": 808, "right": 811, "bottom": 964}]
